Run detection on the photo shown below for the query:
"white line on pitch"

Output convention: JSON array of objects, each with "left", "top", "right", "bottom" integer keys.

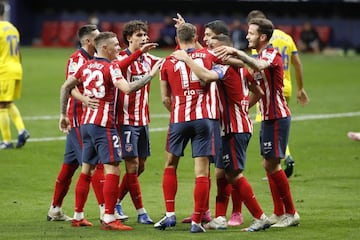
[{"left": 21, "top": 111, "right": 360, "bottom": 143}]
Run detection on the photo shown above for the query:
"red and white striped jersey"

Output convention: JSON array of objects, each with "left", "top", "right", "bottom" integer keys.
[
  {"left": 114, "top": 50, "right": 161, "bottom": 126},
  {"left": 65, "top": 48, "right": 92, "bottom": 128},
  {"left": 160, "top": 48, "right": 215, "bottom": 123},
  {"left": 216, "top": 66, "right": 254, "bottom": 135},
  {"left": 256, "top": 46, "right": 291, "bottom": 120},
  {"left": 205, "top": 48, "right": 222, "bottom": 120},
  {"left": 74, "top": 57, "right": 126, "bottom": 128}
]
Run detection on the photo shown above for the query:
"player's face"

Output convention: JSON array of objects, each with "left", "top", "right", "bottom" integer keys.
[
  {"left": 106, "top": 37, "right": 121, "bottom": 61},
  {"left": 246, "top": 24, "right": 260, "bottom": 49},
  {"left": 129, "top": 30, "right": 149, "bottom": 49},
  {"left": 88, "top": 30, "right": 100, "bottom": 52},
  {"left": 203, "top": 28, "right": 216, "bottom": 47}
]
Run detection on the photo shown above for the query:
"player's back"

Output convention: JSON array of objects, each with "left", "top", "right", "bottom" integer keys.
[
  {"left": 162, "top": 48, "right": 213, "bottom": 96},
  {"left": 0, "top": 21, "right": 22, "bottom": 80},
  {"left": 160, "top": 48, "right": 215, "bottom": 122},
  {"left": 75, "top": 58, "right": 117, "bottom": 128},
  {"left": 270, "top": 29, "right": 298, "bottom": 82}
]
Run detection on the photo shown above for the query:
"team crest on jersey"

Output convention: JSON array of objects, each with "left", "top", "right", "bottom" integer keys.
[
  {"left": 125, "top": 143, "right": 133, "bottom": 152},
  {"left": 69, "top": 61, "right": 78, "bottom": 73},
  {"left": 112, "top": 68, "right": 122, "bottom": 77}
]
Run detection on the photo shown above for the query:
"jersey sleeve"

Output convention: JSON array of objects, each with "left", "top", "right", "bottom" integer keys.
[{"left": 110, "top": 63, "right": 126, "bottom": 84}]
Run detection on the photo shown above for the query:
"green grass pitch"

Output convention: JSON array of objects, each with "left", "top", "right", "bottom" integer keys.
[{"left": 0, "top": 47, "right": 359, "bottom": 239}]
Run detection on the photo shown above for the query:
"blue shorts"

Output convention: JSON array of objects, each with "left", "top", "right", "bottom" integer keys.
[
  {"left": 166, "top": 119, "right": 214, "bottom": 158},
  {"left": 118, "top": 125, "right": 150, "bottom": 159},
  {"left": 209, "top": 120, "right": 221, "bottom": 164},
  {"left": 63, "top": 127, "right": 82, "bottom": 165},
  {"left": 80, "top": 124, "right": 122, "bottom": 165},
  {"left": 260, "top": 117, "right": 291, "bottom": 160},
  {"left": 218, "top": 133, "right": 251, "bottom": 172}
]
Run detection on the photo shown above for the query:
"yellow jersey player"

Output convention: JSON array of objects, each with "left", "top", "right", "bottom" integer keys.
[
  {"left": 247, "top": 10, "right": 310, "bottom": 178},
  {"left": 0, "top": 2, "right": 30, "bottom": 149}
]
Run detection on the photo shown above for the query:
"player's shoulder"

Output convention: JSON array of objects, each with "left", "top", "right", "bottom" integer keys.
[
  {"left": 0, "top": 21, "right": 16, "bottom": 29},
  {"left": 0, "top": 21, "right": 19, "bottom": 36},
  {"left": 69, "top": 49, "right": 90, "bottom": 61},
  {"left": 272, "top": 29, "right": 295, "bottom": 43}
]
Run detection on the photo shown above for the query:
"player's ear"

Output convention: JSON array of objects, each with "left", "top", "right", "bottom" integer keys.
[{"left": 259, "top": 33, "right": 267, "bottom": 42}]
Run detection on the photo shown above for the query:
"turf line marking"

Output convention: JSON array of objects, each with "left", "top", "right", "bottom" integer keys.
[{"left": 22, "top": 111, "right": 360, "bottom": 143}]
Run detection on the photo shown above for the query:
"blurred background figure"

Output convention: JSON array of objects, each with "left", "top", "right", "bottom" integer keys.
[
  {"left": 0, "top": 2, "right": 30, "bottom": 150},
  {"left": 88, "top": 13, "right": 99, "bottom": 26},
  {"left": 230, "top": 19, "right": 247, "bottom": 51},
  {"left": 298, "top": 21, "right": 321, "bottom": 53},
  {"left": 347, "top": 132, "right": 360, "bottom": 141},
  {"left": 157, "top": 15, "right": 177, "bottom": 48}
]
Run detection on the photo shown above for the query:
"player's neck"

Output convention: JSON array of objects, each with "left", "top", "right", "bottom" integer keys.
[
  {"left": 127, "top": 45, "right": 138, "bottom": 54},
  {"left": 83, "top": 47, "right": 95, "bottom": 57},
  {"left": 179, "top": 43, "right": 195, "bottom": 51},
  {"left": 257, "top": 42, "right": 268, "bottom": 53}
]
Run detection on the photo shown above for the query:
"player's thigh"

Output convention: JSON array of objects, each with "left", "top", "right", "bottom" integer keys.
[
  {"left": 191, "top": 119, "right": 214, "bottom": 157},
  {"left": 13, "top": 80, "right": 22, "bottom": 100},
  {"left": 222, "top": 133, "right": 250, "bottom": 172},
  {"left": 94, "top": 126, "right": 122, "bottom": 164},
  {"left": 0, "top": 79, "right": 16, "bottom": 101}
]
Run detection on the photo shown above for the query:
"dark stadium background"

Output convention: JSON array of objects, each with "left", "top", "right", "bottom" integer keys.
[{"left": 7, "top": 0, "right": 360, "bottom": 50}]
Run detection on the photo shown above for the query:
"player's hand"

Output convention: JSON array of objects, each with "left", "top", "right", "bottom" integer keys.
[
  {"left": 84, "top": 96, "right": 100, "bottom": 109},
  {"left": 59, "top": 115, "right": 71, "bottom": 134},
  {"left": 171, "top": 49, "right": 190, "bottom": 62},
  {"left": 140, "top": 43, "right": 159, "bottom": 53},
  {"left": 297, "top": 88, "right": 310, "bottom": 106},
  {"left": 150, "top": 58, "right": 164, "bottom": 77},
  {"left": 214, "top": 46, "right": 237, "bottom": 59},
  {"left": 173, "top": 13, "right": 185, "bottom": 29}
]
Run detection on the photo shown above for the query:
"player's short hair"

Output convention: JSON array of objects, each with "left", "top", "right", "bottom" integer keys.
[
  {"left": 246, "top": 10, "right": 267, "bottom": 23},
  {"left": 122, "top": 20, "right": 148, "bottom": 46},
  {"left": 176, "top": 23, "right": 197, "bottom": 43},
  {"left": 248, "top": 18, "right": 274, "bottom": 41},
  {"left": 204, "top": 20, "right": 229, "bottom": 36},
  {"left": 211, "top": 34, "right": 233, "bottom": 47},
  {"left": 94, "top": 31, "right": 116, "bottom": 48},
  {"left": 78, "top": 24, "right": 98, "bottom": 40}
]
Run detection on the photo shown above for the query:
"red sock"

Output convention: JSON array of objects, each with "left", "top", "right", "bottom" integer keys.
[
  {"left": 205, "top": 172, "right": 211, "bottom": 211},
  {"left": 118, "top": 174, "right": 128, "bottom": 201},
  {"left": 52, "top": 163, "right": 78, "bottom": 207},
  {"left": 103, "top": 173, "right": 120, "bottom": 214},
  {"left": 163, "top": 167, "right": 177, "bottom": 212},
  {"left": 234, "top": 177, "right": 263, "bottom": 219},
  {"left": 91, "top": 163, "right": 105, "bottom": 205},
  {"left": 267, "top": 172, "right": 285, "bottom": 215},
  {"left": 127, "top": 173, "right": 144, "bottom": 210},
  {"left": 215, "top": 177, "right": 231, "bottom": 217},
  {"left": 269, "top": 170, "right": 296, "bottom": 215},
  {"left": 193, "top": 176, "right": 209, "bottom": 223},
  {"left": 74, "top": 173, "right": 92, "bottom": 213}
]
